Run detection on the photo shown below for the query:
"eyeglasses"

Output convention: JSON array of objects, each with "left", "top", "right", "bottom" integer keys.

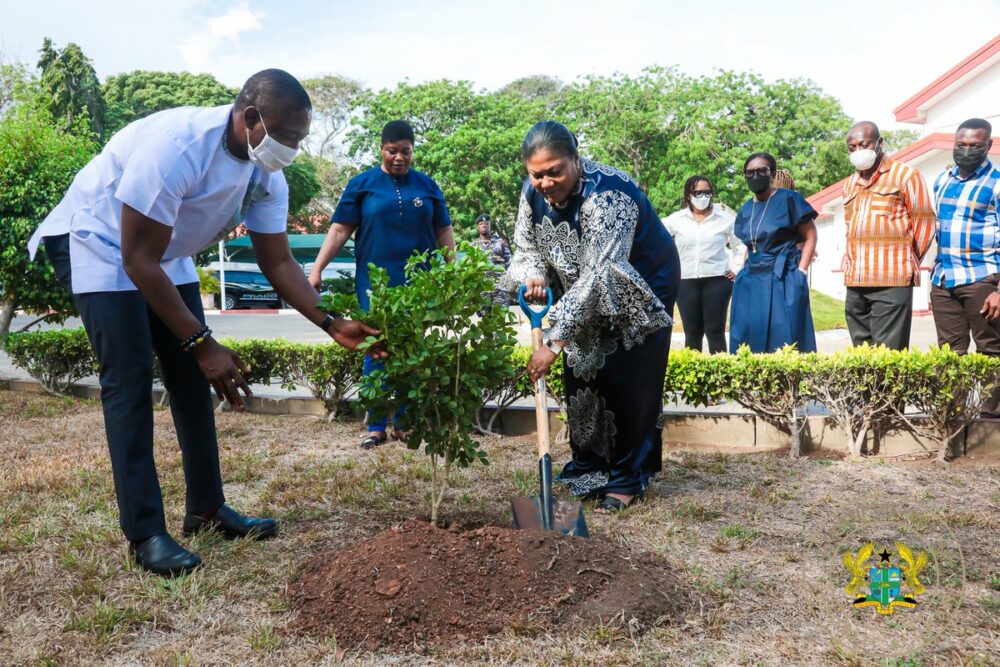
[
  {"left": 692, "top": 190, "right": 713, "bottom": 197},
  {"left": 744, "top": 168, "right": 771, "bottom": 178}
]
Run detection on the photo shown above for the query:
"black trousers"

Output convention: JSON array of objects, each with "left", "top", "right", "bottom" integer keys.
[
  {"left": 676, "top": 276, "right": 732, "bottom": 353},
  {"left": 845, "top": 286, "right": 913, "bottom": 350},
  {"left": 930, "top": 275, "right": 1000, "bottom": 415},
  {"left": 44, "top": 234, "right": 224, "bottom": 542}
]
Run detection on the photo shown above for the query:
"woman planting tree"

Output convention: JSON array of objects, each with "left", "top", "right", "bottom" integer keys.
[{"left": 502, "top": 121, "right": 681, "bottom": 515}]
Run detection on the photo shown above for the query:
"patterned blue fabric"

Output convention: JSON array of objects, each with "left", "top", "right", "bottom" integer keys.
[
  {"left": 931, "top": 160, "right": 1000, "bottom": 288},
  {"left": 729, "top": 189, "right": 817, "bottom": 353},
  {"left": 504, "top": 159, "right": 680, "bottom": 497},
  {"left": 332, "top": 166, "right": 451, "bottom": 310}
]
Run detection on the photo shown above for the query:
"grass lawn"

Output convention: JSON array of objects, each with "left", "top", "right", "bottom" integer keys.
[
  {"left": 2, "top": 390, "right": 998, "bottom": 665},
  {"left": 672, "top": 289, "right": 846, "bottom": 334}
]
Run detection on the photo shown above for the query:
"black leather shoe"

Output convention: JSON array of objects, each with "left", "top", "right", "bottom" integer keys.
[
  {"left": 129, "top": 534, "right": 201, "bottom": 577},
  {"left": 182, "top": 505, "right": 278, "bottom": 540}
]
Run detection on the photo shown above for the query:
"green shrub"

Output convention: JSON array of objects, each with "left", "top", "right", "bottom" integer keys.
[
  {"left": 197, "top": 267, "right": 219, "bottom": 295},
  {"left": 320, "top": 242, "right": 517, "bottom": 525},
  {"left": 892, "top": 347, "right": 1000, "bottom": 462},
  {"left": 727, "top": 346, "right": 815, "bottom": 459},
  {"left": 4, "top": 328, "right": 97, "bottom": 395},
  {"left": 803, "top": 345, "right": 910, "bottom": 461}
]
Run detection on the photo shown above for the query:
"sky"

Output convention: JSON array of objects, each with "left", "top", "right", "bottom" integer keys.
[{"left": 2, "top": 0, "right": 999, "bottom": 131}]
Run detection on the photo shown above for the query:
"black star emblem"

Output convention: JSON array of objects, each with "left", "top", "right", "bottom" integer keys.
[{"left": 878, "top": 547, "right": 892, "bottom": 563}]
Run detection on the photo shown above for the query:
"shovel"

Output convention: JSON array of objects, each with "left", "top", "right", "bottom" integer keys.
[{"left": 511, "top": 286, "right": 589, "bottom": 538}]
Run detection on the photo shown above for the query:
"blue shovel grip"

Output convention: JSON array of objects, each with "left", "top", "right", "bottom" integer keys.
[{"left": 517, "top": 285, "right": 552, "bottom": 328}]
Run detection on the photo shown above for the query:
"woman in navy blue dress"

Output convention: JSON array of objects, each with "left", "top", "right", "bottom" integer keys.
[
  {"left": 503, "top": 121, "right": 680, "bottom": 514},
  {"left": 309, "top": 120, "right": 455, "bottom": 448},
  {"left": 729, "top": 152, "right": 818, "bottom": 353}
]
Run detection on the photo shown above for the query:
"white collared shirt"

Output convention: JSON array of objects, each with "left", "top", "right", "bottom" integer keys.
[
  {"left": 28, "top": 105, "right": 288, "bottom": 294},
  {"left": 662, "top": 205, "right": 745, "bottom": 279}
]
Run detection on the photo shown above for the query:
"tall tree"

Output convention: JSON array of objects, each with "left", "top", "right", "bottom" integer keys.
[
  {"left": 102, "top": 70, "right": 237, "bottom": 138},
  {"left": 0, "top": 61, "right": 36, "bottom": 118},
  {"left": 300, "top": 75, "right": 365, "bottom": 217},
  {"left": 0, "top": 97, "right": 97, "bottom": 341},
  {"left": 37, "top": 38, "right": 105, "bottom": 137}
]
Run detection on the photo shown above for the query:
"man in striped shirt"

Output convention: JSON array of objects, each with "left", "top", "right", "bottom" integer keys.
[
  {"left": 842, "top": 121, "right": 935, "bottom": 349},
  {"left": 930, "top": 118, "right": 1000, "bottom": 417}
]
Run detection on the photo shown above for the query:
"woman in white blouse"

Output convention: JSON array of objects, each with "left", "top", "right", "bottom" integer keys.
[{"left": 662, "top": 176, "right": 745, "bottom": 353}]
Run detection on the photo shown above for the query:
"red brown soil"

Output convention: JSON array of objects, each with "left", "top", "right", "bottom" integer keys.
[{"left": 289, "top": 519, "right": 692, "bottom": 651}]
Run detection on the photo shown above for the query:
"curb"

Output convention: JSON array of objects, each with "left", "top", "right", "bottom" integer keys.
[{"left": 2, "top": 377, "right": 997, "bottom": 459}]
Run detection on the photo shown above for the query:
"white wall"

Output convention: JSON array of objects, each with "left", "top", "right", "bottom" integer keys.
[{"left": 921, "top": 56, "right": 1000, "bottom": 136}]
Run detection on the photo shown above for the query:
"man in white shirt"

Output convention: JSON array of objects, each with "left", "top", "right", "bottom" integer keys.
[{"left": 28, "top": 69, "right": 379, "bottom": 576}]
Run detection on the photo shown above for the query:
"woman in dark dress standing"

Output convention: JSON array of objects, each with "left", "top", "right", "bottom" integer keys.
[
  {"left": 729, "top": 152, "right": 818, "bottom": 353},
  {"left": 504, "top": 121, "right": 680, "bottom": 514}
]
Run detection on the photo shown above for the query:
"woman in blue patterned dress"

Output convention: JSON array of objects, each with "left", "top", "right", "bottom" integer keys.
[
  {"left": 503, "top": 121, "right": 680, "bottom": 514},
  {"left": 728, "top": 152, "right": 818, "bottom": 353}
]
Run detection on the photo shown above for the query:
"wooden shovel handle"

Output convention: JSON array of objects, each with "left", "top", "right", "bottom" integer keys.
[{"left": 531, "top": 327, "right": 550, "bottom": 459}]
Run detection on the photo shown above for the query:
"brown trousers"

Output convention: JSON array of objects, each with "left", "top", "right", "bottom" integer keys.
[{"left": 930, "top": 274, "right": 1000, "bottom": 415}]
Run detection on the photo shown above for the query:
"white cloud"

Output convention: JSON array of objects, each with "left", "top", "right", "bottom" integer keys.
[{"left": 176, "top": 1, "right": 263, "bottom": 74}]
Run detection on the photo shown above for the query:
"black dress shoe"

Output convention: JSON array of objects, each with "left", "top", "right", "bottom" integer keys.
[
  {"left": 129, "top": 534, "right": 201, "bottom": 577},
  {"left": 182, "top": 504, "right": 278, "bottom": 540}
]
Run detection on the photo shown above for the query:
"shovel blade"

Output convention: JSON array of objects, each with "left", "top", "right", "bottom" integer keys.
[{"left": 511, "top": 495, "right": 590, "bottom": 538}]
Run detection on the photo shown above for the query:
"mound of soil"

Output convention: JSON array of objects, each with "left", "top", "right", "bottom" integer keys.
[{"left": 289, "top": 519, "right": 691, "bottom": 650}]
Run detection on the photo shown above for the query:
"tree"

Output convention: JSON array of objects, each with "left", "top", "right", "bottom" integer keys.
[
  {"left": 500, "top": 75, "right": 563, "bottom": 103},
  {"left": 37, "top": 38, "right": 105, "bottom": 137},
  {"left": 283, "top": 154, "right": 322, "bottom": 230},
  {"left": 299, "top": 75, "right": 364, "bottom": 218},
  {"left": 0, "top": 99, "right": 97, "bottom": 342},
  {"left": 301, "top": 74, "right": 363, "bottom": 161},
  {"left": 319, "top": 243, "right": 517, "bottom": 525},
  {"left": 0, "top": 61, "right": 36, "bottom": 118},
  {"left": 556, "top": 68, "right": 854, "bottom": 215},
  {"left": 348, "top": 80, "right": 544, "bottom": 238},
  {"left": 102, "top": 70, "right": 237, "bottom": 138}
]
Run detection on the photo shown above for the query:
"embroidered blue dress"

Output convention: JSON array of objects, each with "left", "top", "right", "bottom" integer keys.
[
  {"left": 503, "top": 159, "right": 681, "bottom": 498},
  {"left": 333, "top": 166, "right": 452, "bottom": 431},
  {"left": 729, "top": 188, "right": 817, "bottom": 353}
]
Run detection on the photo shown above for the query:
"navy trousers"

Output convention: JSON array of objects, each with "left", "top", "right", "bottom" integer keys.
[{"left": 44, "top": 234, "right": 224, "bottom": 542}]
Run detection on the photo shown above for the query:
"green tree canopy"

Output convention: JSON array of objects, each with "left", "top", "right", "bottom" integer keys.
[
  {"left": 557, "top": 68, "right": 854, "bottom": 214},
  {"left": 37, "top": 37, "right": 105, "bottom": 138},
  {"left": 102, "top": 70, "right": 237, "bottom": 138},
  {"left": 283, "top": 154, "right": 322, "bottom": 221},
  {"left": 0, "top": 97, "right": 97, "bottom": 341}
]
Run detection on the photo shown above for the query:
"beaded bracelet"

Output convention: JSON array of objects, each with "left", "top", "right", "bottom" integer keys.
[{"left": 181, "top": 325, "right": 212, "bottom": 352}]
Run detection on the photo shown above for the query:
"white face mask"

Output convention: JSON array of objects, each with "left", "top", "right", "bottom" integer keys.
[
  {"left": 849, "top": 148, "right": 878, "bottom": 171},
  {"left": 691, "top": 194, "right": 712, "bottom": 211},
  {"left": 246, "top": 114, "right": 299, "bottom": 172}
]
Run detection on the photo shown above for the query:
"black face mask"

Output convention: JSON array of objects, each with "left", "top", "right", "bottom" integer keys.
[
  {"left": 746, "top": 174, "right": 771, "bottom": 193},
  {"left": 953, "top": 146, "right": 988, "bottom": 171}
]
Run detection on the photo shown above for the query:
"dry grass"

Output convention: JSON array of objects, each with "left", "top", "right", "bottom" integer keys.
[{"left": 1, "top": 389, "right": 999, "bottom": 666}]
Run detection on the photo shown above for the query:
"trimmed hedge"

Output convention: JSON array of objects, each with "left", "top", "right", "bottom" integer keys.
[{"left": 6, "top": 329, "right": 999, "bottom": 461}]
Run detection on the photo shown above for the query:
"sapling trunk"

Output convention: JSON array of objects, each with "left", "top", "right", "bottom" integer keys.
[{"left": 788, "top": 406, "right": 800, "bottom": 460}]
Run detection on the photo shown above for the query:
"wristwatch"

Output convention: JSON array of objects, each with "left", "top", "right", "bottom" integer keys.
[
  {"left": 543, "top": 338, "right": 564, "bottom": 355},
  {"left": 318, "top": 313, "right": 338, "bottom": 332}
]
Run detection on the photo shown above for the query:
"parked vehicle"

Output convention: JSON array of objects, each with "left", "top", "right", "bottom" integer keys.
[{"left": 210, "top": 270, "right": 282, "bottom": 310}]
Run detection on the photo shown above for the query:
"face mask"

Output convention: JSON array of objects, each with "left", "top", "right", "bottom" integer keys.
[
  {"left": 953, "top": 146, "right": 988, "bottom": 171},
  {"left": 746, "top": 174, "right": 770, "bottom": 193},
  {"left": 690, "top": 194, "right": 712, "bottom": 211},
  {"left": 246, "top": 115, "right": 299, "bottom": 172},
  {"left": 849, "top": 148, "right": 878, "bottom": 171}
]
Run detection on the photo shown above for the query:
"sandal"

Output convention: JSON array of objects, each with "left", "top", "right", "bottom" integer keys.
[
  {"left": 360, "top": 433, "right": 387, "bottom": 450},
  {"left": 594, "top": 493, "right": 644, "bottom": 515},
  {"left": 390, "top": 428, "right": 411, "bottom": 443}
]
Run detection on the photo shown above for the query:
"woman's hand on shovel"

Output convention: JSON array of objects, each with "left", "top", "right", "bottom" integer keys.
[
  {"left": 528, "top": 345, "right": 559, "bottom": 382},
  {"left": 524, "top": 278, "right": 548, "bottom": 303}
]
